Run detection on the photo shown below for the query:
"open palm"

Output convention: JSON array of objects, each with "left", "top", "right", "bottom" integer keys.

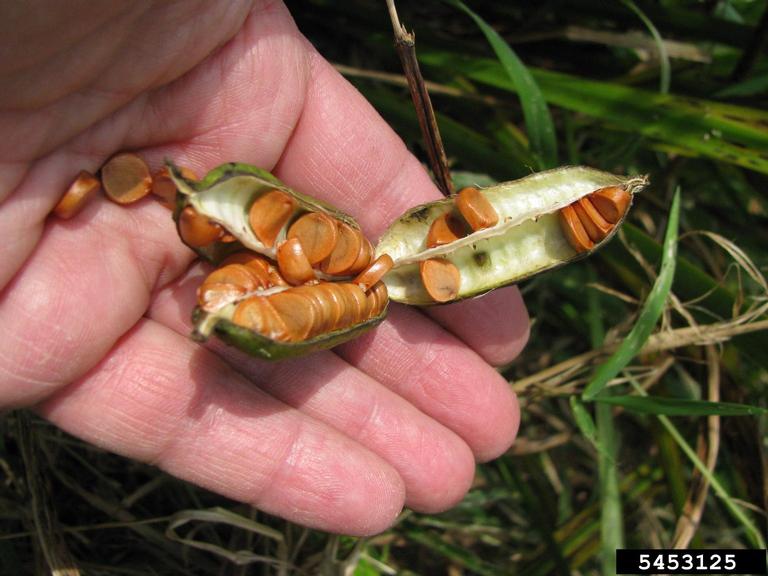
[{"left": 0, "top": 0, "right": 528, "bottom": 535}]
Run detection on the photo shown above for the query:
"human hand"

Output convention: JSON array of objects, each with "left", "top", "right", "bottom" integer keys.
[{"left": 0, "top": 0, "right": 528, "bottom": 535}]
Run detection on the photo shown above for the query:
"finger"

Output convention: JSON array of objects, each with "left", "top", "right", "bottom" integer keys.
[
  {"left": 38, "top": 318, "right": 405, "bottom": 536},
  {"left": 337, "top": 304, "right": 521, "bottom": 462},
  {"left": 0, "top": 197, "right": 191, "bottom": 407},
  {"left": 426, "top": 286, "right": 530, "bottom": 366},
  {"left": 149, "top": 263, "right": 476, "bottom": 513}
]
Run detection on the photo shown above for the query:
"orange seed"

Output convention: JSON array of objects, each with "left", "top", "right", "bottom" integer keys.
[
  {"left": 558, "top": 204, "right": 594, "bottom": 253},
  {"left": 53, "top": 170, "right": 100, "bottom": 219},
  {"left": 179, "top": 206, "right": 224, "bottom": 247},
  {"left": 320, "top": 221, "right": 362, "bottom": 275},
  {"left": 101, "top": 152, "right": 153, "bottom": 205},
  {"left": 419, "top": 258, "right": 461, "bottom": 303},
  {"left": 426, "top": 212, "right": 466, "bottom": 248},
  {"left": 455, "top": 186, "right": 499, "bottom": 231},
  {"left": 353, "top": 254, "right": 394, "bottom": 292},
  {"left": 588, "top": 186, "right": 631, "bottom": 224},
  {"left": 287, "top": 212, "right": 339, "bottom": 265},
  {"left": 248, "top": 189, "right": 297, "bottom": 248},
  {"left": 276, "top": 238, "right": 315, "bottom": 286}
]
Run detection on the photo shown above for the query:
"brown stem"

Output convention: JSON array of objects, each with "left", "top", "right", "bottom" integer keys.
[{"left": 386, "top": 0, "right": 453, "bottom": 197}]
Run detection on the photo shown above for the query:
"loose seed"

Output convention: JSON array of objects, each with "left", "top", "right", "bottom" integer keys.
[
  {"left": 558, "top": 204, "right": 594, "bottom": 253},
  {"left": 101, "top": 152, "right": 153, "bottom": 204},
  {"left": 197, "top": 263, "right": 267, "bottom": 311},
  {"left": 455, "top": 186, "right": 499, "bottom": 230},
  {"left": 276, "top": 238, "right": 315, "bottom": 285},
  {"left": 419, "top": 258, "right": 461, "bottom": 303},
  {"left": 233, "top": 296, "right": 290, "bottom": 341},
  {"left": 426, "top": 212, "right": 466, "bottom": 248},
  {"left": 151, "top": 166, "right": 198, "bottom": 209},
  {"left": 588, "top": 186, "right": 631, "bottom": 224},
  {"left": 287, "top": 212, "right": 339, "bottom": 264},
  {"left": 574, "top": 197, "right": 612, "bottom": 242},
  {"left": 248, "top": 189, "right": 297, "bottom": 247},
  {"left": 320, "top": 221, "right": 362, "bottom": 275},
  {"left": 179, "top": 206, "right": 224, "bottom": 247},
  {"left": 353, "top": 254, "right": 394, "bottom": 292},
  {"left": 53, "top": 170, "right": 100, "bottom": 219}
]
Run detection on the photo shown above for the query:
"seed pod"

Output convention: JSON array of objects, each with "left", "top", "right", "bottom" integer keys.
[
  {"left": 192, "top": 280, "right": 388, "bottom": 360},
  {"left": 171, "top": 162, "right": 387, "bottom": 360},
  {"left": 377, "top": 166, "right": 647, "bottom": 305},
  {"left": 168, "top": 161, "right": 361, "bottom": 265}
]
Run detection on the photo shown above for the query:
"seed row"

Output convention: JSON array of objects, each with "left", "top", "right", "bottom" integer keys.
[
  {"left": 232, "top": 281, "right": 388, "bottom": 342},
  {"left": 559, "top": 186, "right": 632, "bottom": 253}
]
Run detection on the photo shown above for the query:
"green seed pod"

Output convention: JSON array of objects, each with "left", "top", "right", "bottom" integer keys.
[
  {"left": 377, "top": 166, "right": 648, "bottom": 305},
  {"left": 167, "top": 161, "right": 387, "bottom": 360}
]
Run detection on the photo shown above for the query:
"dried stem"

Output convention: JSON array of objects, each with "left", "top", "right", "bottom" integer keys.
[
  {"left": 671, "top": 345, "right": 721, "bottom": 548},
  {"left": 385, "top": 0, "right": 453, "bottom": 196}
]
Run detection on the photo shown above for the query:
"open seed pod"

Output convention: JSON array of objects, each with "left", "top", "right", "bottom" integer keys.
[
  {"left": 168, "top": 161, "right": 387, "bottom": 360},
  {"left": 377, "top": 166, "right": 648, "bottom": 305},
  {"left": 168, "top": 161, "right": 361, "bottom": 265}
]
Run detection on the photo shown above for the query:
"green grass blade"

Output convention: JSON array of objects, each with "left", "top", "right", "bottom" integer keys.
[
  {"left": 418, "top": 51, "right": 768, "bottom": 174},
  {"left": 593, "top": 395, "right": 768, "bottom": 416},
  {"left": 621, "top": 0, "right": 671, "bottom": 94},
  {"left": 583, "top": 189, "right": 681, "bottom": 400},
  {"left": 629, "top": 382, "right": 766, "bottom": 548},
  {"left": 444, "top": 0, "right": 558, "bottom": 169},
  {"left": 570, "top": 396, "right": 597, "bottom": 444}
]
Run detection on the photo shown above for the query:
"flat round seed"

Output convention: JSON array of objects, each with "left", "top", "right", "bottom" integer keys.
[
  {"left": 276, "top": 238, "right": 315, "bottom": 286},
  {"left": 368, "top": 281, "right": 389, "bottom": 316},
  {"left": 179, "top": 206, "right": 224, "bottom": 247},
  {"left": 233, "top": 296, "right": 290, "bottom": 341},
  {"left": 340, "top": 283, "right": 369, "bottom": 324},
  {"left": 426, "top": 212, "right": 466, "bottom": 248},
  {"left": 455, "top": 186, "right": 499, "bottom": 231},
  {"left": 268, "top": 291, "right": 317, "bottom": 342},
  {"left": 151, "top": 166, "right": 197, "bottom": 209},
  {"left": 287, "top": 212, "right": 338, "bottom": 265},
  {"left": 292, "top": 285, "right": 334, "bottom": 336},
  {"left": 575, "top": 197, "right": 612, "bottom": 242},
  {"left": 419, "top": 258, "right": 461, "bottom": 303},
  {"left": 353, "top": 254, "right": 394, "bottom": 293},
  {"left": 588, "top": 186, "right": 631, "bottom": 224},
  {"left": 558, "top": 204, "right": 594, "bottom": 253},
  {"left": 347, "top": 235, "right": 374, "bottom": 275},
  {"left": 320, "top": 221, "right": 362, "bottom": 275},
  {"left": 248, "top": 189, "right": 297, "bottom": 248},
  {"left": 314, "top": 283, "right": 345, "bottom": 331},
  {"left": 101, "top": 152, "right": 153, "bottom": 204},
  {"left": 53, "top": 170, "right": 101, "bottom": 219}
]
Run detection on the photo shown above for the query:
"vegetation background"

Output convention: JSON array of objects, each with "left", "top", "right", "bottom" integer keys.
[{"left": 2, "top": 0, "right": 767, "bottom": 573}]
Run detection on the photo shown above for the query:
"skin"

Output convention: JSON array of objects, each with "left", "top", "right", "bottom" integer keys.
[{"left": 0, "top": 0, "right": 530, "bottom": 536}]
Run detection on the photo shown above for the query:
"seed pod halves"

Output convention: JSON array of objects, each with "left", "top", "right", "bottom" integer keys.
[{"left": 377, "top": 166, "right": 648, "bottom": 305}]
